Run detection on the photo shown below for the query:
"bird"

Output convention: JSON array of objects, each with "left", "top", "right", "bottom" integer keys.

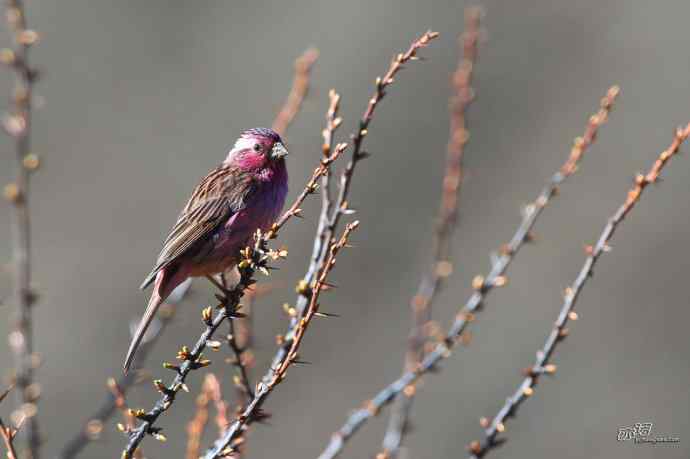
[{"left": 123, "top": 127, "right": 289, "bottom": 373}]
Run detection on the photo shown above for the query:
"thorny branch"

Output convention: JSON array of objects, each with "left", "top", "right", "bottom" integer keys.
[
  {"left": 225, "top": 306, "right": 255, "bottom": 402},
  {"left": 222, "top": 282, "right": 275, "bottom": 411},
  {"left": 316, "top": 86, "right": 620, "bottom": 459},
  {"left": 467, "top": 122, "right": 690, "bottom": 458},
  {"left": 272, "top": 48, "right": 320, "bottom": 137},
  {"left": 120, "top": 94, "right": 347, "bottom": 459},
  {"left": 203, "top": 31, "right": 440, "bottom": 459},
  {"left": 203, "top": 223, "right": 359, "bottom": 459},
  {"left": 2, "top": 1, "right": 42, "bottom": 457},
  {"left": 381, "top": 9, "right": 480, "bottom": 458}
]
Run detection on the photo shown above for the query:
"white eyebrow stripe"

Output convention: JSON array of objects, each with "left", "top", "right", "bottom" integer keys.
[{"left": 232, "top": 137, "right": 255, "bottom": 150}]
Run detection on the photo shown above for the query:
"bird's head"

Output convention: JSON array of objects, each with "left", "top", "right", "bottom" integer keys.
[{"left": 226, "top": 128, "right": 288, "bottom": 173}]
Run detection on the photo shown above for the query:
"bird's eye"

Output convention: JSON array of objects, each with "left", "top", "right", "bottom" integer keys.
[{"left": 253, "top": 143, "right": 262, "bottom": 152}]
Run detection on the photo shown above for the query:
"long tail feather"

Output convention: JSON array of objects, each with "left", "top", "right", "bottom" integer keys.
[{"left": 123, "top": 291, "right": 164, "bottom": 373}]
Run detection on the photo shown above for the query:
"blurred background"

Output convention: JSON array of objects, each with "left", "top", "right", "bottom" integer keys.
[{"left": 1, "top": 0, "right": 689, "bottom": 458}]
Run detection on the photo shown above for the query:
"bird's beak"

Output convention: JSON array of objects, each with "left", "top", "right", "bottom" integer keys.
[{"left": 271, "top": 142, "right": 288, "bottom": 160}]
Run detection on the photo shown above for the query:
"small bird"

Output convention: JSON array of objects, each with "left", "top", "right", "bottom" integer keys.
[{"left": 123, "top": 128, "right": 289, "bottom": 372}]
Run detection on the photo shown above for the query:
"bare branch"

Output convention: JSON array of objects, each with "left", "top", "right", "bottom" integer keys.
[
  {"left": 467, "top": 122, "right": 690, "bottom": 458},
  {"left": 120, "top": 78, "right": 347, "bottom": 459},
  {"left": 316, "top": 86, "right": 620, "bottom": 459}
]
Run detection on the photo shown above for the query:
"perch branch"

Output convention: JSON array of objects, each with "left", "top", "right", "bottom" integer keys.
[
  {"left": 202, "top": 30, "right": 439, "bottom": 459},
  {"left": 317, "top": 86, "right": 620, "bottom": 459},
  {"left": 2, "top": 1, "right": 42, "bottom": 457},
  {"left": 120, "top": 112, "right": 347, "bottom": 459},
  {"left": 467, "top": 122, "right": 690, "bottom": 458},
  {"left": 272, "top": 48, "right": 320, "bottom": 137},
  {"left": 381, "top": 9, "right": 480, "bottom": 458}
]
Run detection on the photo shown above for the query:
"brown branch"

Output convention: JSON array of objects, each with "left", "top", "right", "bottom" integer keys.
[
  {"left": 202, "top": 31, "right": 439, "bottom": 459},
  {"left": 381, "top": 9, "right": 480, "bottom": 458},
  {"left": 319, "top": 89, "right": 342, "bottom": 224},
  {"left": 467, "top": 122, "right": 690, "bottom": 458},
  {"left": 272, "top": 48, "right": 319, "bottom": 137},
  {"left": 316, "top": 86, "right": 619, "bottom": 459},
  {"left": 0, "top": 385, "right": 18, "bottom": 459},
  {"left": 2, "top": 1, "right": 42, "bottom": 457},
  {"left": 1, "top": 418, "right": 19, "bottom": 459}
]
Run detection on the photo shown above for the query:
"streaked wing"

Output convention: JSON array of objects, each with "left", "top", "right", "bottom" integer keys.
[{"left": 140, "top": 164, "right": 252, "bottom": 289}]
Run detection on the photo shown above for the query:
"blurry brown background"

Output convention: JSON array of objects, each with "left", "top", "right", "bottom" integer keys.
[{"left": 1, "top": 0, "right": 689, "bottom": 458}]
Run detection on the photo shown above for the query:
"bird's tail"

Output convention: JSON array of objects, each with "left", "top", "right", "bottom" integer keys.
[{"left": 123, "top": 290, "right": 164, "bottom": 373}]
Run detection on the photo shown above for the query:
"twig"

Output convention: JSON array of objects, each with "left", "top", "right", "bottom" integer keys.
[
  {"left": 2, "top": 1, "right": 42, "bottom": 457},
  {"left": 203, "top": 223, "right": 359, "bottom": 459},
  {"left": 1, "top": 418, "right": 19, "bottom": 459},
  {"left": 223, "top": 282, "right": 274, "bottom": 407},
  {"left": 316, "top": 86, "right": 620, "bottom": 459},
  {"left": 120, "top": 120, "right": 347, "bottom": 459},
  {"left": 381, "top": 9, "right": 480, "bottom": 458},
  {"left": 202, "top": 31, "right": 439, "bottom": 459},
  {"left": 226, "top": 314, "right": 255, "bottom": 401},
  {"left": 319, "top": 89, "right": 342, "bottom": 227},
  {"left": 272, "top": 48, "right": 320, "bottom": 137},
  {"left": 467, "top": 122, "right": 690, "bottom": 458},
  {"left": 219, "top": 282, "right": 276, "bottom": 406},
  {"left": 56, "top": 301, "right": 179, "bottom": 459},
  {"left": 0, "top": 385, "right": 18, "bottom": 459}
]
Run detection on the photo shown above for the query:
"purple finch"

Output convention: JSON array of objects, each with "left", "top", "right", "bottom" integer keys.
[{"left": 123, "top": 128, "right": 289, "bottom": 372}]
